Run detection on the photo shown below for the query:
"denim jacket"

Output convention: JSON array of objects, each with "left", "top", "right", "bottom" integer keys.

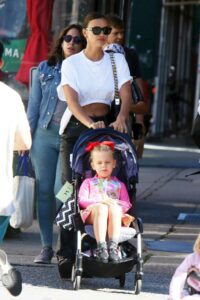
[{"left": 27, "top": 60, "right": 65, "bottom": 135}]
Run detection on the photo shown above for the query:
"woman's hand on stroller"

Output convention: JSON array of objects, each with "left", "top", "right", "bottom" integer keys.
[
  {"left": 89, "top": 121, "right": 106, "bottom": 129},
  {"left": 109, "top": 115, "right": 128, "bottom": 133}
]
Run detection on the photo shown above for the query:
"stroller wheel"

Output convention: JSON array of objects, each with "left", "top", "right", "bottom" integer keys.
[
  {"left": 73, "top": 275, "right": 81, "bottom": 290},
  {"left": 118, "top": 274, "right": 126, "bottom": 288},
  {"left": 71, "top": 264, "right": 81, "bottom": 290},
  {"left": 134, "top": 278, "right": 142, "bottom": 295}
]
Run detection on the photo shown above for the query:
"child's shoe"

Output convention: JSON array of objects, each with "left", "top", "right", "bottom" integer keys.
[
  {"left": 108, "top": 241, "right": 119, "bottom": 262},
  {"left": 95, "top": 242, "right": 109, "bottom": 262}
]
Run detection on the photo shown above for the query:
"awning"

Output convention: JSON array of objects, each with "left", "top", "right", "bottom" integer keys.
[{"left": 15, "top": 0, "right": 54, "bottom": 85}]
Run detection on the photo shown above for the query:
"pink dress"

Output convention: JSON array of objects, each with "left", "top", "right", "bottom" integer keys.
[
  {"left": 78, "top": 175, "right": 132, "bottom": 224},
  {"left": 169, "top": 252, "right": 200, "bottom": 300}
]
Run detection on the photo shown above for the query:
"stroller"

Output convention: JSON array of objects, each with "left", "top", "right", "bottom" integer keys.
[{"left": 70, "top": 127, "right": 143, "bottom": 293}]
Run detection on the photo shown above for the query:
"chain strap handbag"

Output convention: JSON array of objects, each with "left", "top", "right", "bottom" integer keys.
[
  {"left": 108, "top": 52, "right": 144, "bottom": 149},
  {"left": 109, "top": 52, "right": 121, "bottom": 120}
]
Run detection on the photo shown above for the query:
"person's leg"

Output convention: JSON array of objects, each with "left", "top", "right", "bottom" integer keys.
[
  {"left": 107, "top": 205, "right": 122, "bottom": 241},
  {"left": 31, "top": 126, "right": 60, "bottom": 262},
  {"left": 107, "top": 205, "right": 122, "bottom": 262},
  {"left": 57, "top": 120, "right": 87, "bottom": 276},
  {"left": 86, "top": 204, "right": 109, "bottom": 262},
  {"left": 86, "top": 204, "right": 109, "bottom": 243}
]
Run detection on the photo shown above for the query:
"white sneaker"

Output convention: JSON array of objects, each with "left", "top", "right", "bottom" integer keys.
[{"left": 0, "top": 249, "right": 22, "bottom": 296}]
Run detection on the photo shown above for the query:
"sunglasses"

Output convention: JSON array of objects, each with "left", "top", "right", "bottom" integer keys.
[
  {"left": 87, "top": 26, "right": 112, "bottom": 36},
  {"left": 63, "top": 35, "right": 82, "bottom": 44}
]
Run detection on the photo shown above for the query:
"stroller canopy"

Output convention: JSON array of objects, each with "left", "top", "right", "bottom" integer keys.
[{"left": 71, "top": 128, "right": 139, "bottom": 187}]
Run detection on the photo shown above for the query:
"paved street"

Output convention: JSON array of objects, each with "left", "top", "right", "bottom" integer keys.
[{"left": 0, "top": 142, "right": 200, "bottom": 299}]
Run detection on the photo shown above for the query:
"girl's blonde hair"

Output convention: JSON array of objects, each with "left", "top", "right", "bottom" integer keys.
[
  {"left": 193, "top": 234, "right": 200, "bottom": 254},
  {"left": 90, "top": 144, "right": 114, "bottom": 161}
]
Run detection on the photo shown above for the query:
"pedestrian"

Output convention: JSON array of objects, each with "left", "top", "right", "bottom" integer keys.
[
  {"left": 78, "top": 141, "right": 133, "bottom": 262},
  {"left": 169, "top": 233, "right": 200, "bottom": 299},
  {"left": 0, "top": 40, "right": 32, "bottom": 296},
  {"left": 27, "top": 24, "right": 85, "bottom": 264},
  {"left": 106, "top": 14, "right": 150, "bottom": 158},
  {"left": 56, "top": 11, "right": 145, "bottom": 278}
]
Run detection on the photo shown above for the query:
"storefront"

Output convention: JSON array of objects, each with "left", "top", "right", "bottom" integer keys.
[{"left": 152, "top": 0, "right": 200, "bottom": 136}]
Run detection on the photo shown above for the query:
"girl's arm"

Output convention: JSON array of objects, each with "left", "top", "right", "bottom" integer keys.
[
  {"left": 78, "top": 179, "right": 99, "bottom": 209},
  {"left": 119, "top": 182, "right": 132, "bottom": 213}
]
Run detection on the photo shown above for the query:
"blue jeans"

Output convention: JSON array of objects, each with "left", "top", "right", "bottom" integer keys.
[{"left": 31, "top": 123, "right": 62, "bottom": 248}]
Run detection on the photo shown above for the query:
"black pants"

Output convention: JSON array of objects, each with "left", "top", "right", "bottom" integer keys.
[{"left": 57, "top": 115, "right": 110, "bottom": 277}]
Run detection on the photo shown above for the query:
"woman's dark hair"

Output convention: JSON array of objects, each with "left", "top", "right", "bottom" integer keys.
[
  {"left": 47, "top": 24, "right": 86, "bottom": 66},
  {"left": 83, "top": 12, "right": 108, "bottom": 28}
]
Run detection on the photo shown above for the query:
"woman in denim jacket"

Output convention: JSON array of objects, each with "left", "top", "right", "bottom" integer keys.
[{"left": 27, "top": 24, "right": 85, "bottom": 264}]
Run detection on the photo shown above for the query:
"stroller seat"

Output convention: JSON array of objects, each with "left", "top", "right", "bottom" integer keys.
[{"left": 85, "top": 225, "right": 136, "bottom": 243}]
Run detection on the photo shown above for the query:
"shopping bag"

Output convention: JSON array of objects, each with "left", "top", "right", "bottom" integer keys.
[
  {"left": 55, "top": 196, "right": 76, "bottom": 231},
  {"left": 55, "top": 181, "right": 83, "bottom": 231},
  {"left": 10, "top": 154, "right": 35, "bottom": 229}
]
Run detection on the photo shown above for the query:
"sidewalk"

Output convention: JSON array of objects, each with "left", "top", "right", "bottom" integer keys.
[{"left": 0, "top": 141, "right": 200, "bottom": 299}]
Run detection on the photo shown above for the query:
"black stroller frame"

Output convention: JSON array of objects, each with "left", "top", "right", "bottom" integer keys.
[{"left": 70, "top": 128, "right": 143, "bottom": 293}]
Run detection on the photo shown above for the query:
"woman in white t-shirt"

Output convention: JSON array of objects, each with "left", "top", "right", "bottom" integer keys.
[
  {"left": 57, "top": 12, "right": 146, "bottom": 182},
  {"left": 56, "top": 12, "right": 144, "bottom": 277}
]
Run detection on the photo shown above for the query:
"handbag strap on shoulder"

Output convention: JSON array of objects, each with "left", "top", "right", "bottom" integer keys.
[{"left": 108, "top": 52, "right": 119, "bottom": 100}]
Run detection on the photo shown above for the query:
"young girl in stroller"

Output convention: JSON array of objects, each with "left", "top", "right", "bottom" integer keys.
[
  {"left": 78, "top": 141, "right": 134, "bottom": 262},
  {"left": 69, "top": 127, "right": 143, "bottom": 292}
]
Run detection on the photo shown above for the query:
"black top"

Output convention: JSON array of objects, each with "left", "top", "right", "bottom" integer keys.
[{"left": 124, "top": 46, "right": 141, "bottom": 78}]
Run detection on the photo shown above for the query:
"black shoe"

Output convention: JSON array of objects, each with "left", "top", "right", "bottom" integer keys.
[
  {"left": 57, "top": 256, "right": 74, "bottom": 279},
  {"left": 95, "top": 245, "right": 109, "bottom": 262},
  {"left": 108, "top": 241, "right": 119, "bottom": 262},
  {"left": 34, "top": 246, "right": 54, "bottom": 264},
  {"left": 1, "top": 268, "right": 22, "bottom": 296}
]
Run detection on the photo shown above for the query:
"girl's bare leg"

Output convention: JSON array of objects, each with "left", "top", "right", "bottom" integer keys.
[
  {"left": 107, "top": 205, "right": 122, "bottom": 241},
  {"left": 86, "top": 204, "right": 108, "bottom": 243}
]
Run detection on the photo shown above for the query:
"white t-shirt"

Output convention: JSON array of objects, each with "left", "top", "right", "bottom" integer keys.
[
  {"left": 0, "top": 82, "right": 30, "bottom": 216},
  {"left": 57, "top": 50, "right": 132, "bottom": 106}
]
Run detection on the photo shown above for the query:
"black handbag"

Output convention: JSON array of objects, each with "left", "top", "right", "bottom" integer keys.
[
  {"left": 55, "top": 195, "right": 83, "bottom": 231},
  {"left": 132, "top": 76, "right": 144, "bottom": 103},
  {"left": 109, "top": 52, "right": 144, "bottom": 142},
  {"left": 191, "top": 114, "right": 200, "bottom": 148}
]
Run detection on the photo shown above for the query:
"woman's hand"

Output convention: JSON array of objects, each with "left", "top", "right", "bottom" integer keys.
[
  {"left": 89, "top": 121, "right": 105, "bottom": 129},
  {"left": 109, "top": 115, "right": 128, "bottom": 133}
]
